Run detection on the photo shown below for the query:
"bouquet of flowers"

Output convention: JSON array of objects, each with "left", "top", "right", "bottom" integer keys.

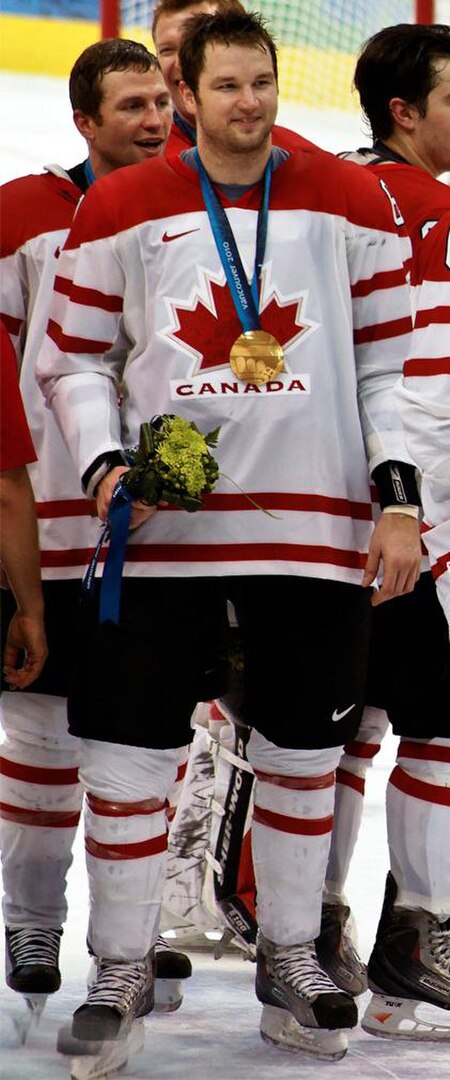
[{"left": 120, "top": 414, "right": 220, "bottom": 512}]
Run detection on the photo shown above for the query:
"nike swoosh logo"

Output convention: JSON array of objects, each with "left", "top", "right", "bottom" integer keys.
[
  {"left": 331, "top": 704, "right": 355, "bottom": 722},
  {"left": 162, "top": 228, "right": 200, "bottom": 243}
]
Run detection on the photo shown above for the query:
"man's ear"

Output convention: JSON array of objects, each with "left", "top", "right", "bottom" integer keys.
[
  {"left": 389, "top": 96, "right": 418, "bottom": 133},
  {"left": 179, "top": 79, "right": 197, "bottom": 118},
  {"left": 73, "top": 109, "right": 96, "bottom": 142}
]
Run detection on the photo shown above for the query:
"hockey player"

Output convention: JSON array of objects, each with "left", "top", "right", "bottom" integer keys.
[
  {"left": 321, "top": 22, "right": 450, "bottom": 1041},
  {"left": 152, "top": 0, "right": 315, "bottom": 155},
  {"left": 0, "top": 323, "right": 47, "bottom": 689},
  {"left": 0, "top": 38, "right": 191, "bottom": 1063},
  {"left": 37, "top": 10, "right": 422, "bottom": 1059},
  {"left": 398, "top": 210, "right": 450, "bottom": 631}
]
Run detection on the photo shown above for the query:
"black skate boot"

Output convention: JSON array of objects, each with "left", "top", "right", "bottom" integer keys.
[
  {"left": 315, "top": 901, "right": 368, "bottom": 996},
  {"left": 256, "top": 931, "right": 358, "bottom": 1060},
  {"left": 5, "top": 926, "right": 62, "bottom": 995},
  {"left": 154, "top": 935, "right": 192, "bottom": 1012},
  {"left": 72, "top": 951, "right": 154, "bottom": 1042},
  {"left": 362, "top": 871, "right": 450, "bottom": 1040}
]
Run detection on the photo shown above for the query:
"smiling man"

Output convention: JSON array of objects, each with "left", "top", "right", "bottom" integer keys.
[
  {"left": 0, "top": 38, "right": 193, "bottom": 1059},
  {"left": 37, "top": 11, "right": 420, "bottom": 1058}
]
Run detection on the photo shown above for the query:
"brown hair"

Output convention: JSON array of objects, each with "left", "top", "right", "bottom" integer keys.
[
  {"left": 179, "top": 9, "right": 278, "bottom": 97},
  {"left": 152, "top": 0, "right": 245, "bottom": 39},
  {"left": 69, "top": 38, "right": 161, "bottom": 122}
]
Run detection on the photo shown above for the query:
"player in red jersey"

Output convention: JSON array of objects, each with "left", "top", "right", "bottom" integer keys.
[{"left": 0, "top": 322, "right": 47, "bottom": 689}]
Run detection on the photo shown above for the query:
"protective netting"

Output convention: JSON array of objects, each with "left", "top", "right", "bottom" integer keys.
[{"left": 112, "top": 1, "right": 442, "bottom": 111}]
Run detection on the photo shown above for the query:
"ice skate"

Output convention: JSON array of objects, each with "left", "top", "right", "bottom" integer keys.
[
  {"left": 362, "top": 872, "right": 450, "bottom": 1041},
  {"left": 5, "top": 925, "right": 62, "bottom": 996},
  {"left": 260, "top": 1004, "right": 349, "bottom": 1060},
  {"left": 153, "top": 934, "right": 192, "bottom": 1012},
  {"left": 71, "top": 952, "right": 154, "bottom": 1042},
  {"left": 315, "top": 901, "right": 368, "bottom": 996},
  {"left": 255, "top": 931, "right": 357, "bottom": 1055},
  {"left": 68, "top": 1017, "right": 145, "bottom": 1080}
]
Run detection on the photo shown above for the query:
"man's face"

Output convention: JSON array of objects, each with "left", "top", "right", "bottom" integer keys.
[
  {"left": 153, "top": 2, "right": 217, "bottom": 118},
  {"left": 181, "top": 41, "right": 278, "bottom": 159},
  {"left": 414, "top": 58, "right": 450, "bottom": 176},
  {"left": 76, "top": 67, "right": 172, "bottom": 176}
]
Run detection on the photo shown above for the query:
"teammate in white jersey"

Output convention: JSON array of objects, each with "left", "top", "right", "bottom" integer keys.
[
  {"left": 38, "top": 11, "right": 421, "bottom": 1059},
  {"left": 0, "top": 40, "right": 191, "bottom": 1058},
  {"left": 317, "top": 25, "right": 450, "bottom": 1043}
]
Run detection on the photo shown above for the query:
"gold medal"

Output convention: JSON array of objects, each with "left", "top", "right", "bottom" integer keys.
[{"left": 229, "top": 331, "right": 285, "bottom": 385}]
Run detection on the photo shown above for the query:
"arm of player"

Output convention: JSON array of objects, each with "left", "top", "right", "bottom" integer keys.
[{"left": 0, "top": 466, "right": 48, "bottom": 687}]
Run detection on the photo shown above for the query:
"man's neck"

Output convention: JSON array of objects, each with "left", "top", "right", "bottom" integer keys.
[
  {"left": 383, "top": 134, "right": 438, "bottom": 178},
  {"left": 195, "top": 135, "right": 273, "bottom": 185}
]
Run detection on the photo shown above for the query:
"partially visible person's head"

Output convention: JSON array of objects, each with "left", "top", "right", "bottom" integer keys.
[
  {"left": 354, "top": 23, "right": 450, "bottom": 140},
  {"left": 152, "top": 0, "right": 246, "bottom": 118},
  {"left": 69, "top": 39, "right": 172, "bottom": 176}
]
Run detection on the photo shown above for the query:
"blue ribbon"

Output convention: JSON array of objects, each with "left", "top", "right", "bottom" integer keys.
[
  {"left": 83, "top": 158, "right": 96, "bottom": 187},
  {"left": 82, "top": 482, "right": 134, "bottom": 626},
  {"left": 195, "top": 148, "right": 273, "bottom": 332},
  {"left": 173, "top": 110, "right": 197, "bottom": 146}
]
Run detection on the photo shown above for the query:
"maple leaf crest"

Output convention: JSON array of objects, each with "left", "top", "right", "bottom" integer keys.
[{"left": 165, "top": 270, "right": 316, "bottom": 375}]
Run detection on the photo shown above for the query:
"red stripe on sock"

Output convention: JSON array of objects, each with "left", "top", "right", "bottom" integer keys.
[
  {"left": 253, "top": 804, "right": 333, "bottom": 835},
  {"left": 0, "top": 757, "right": 79, "bottom": 785},
  {"left": 342, "top": 740, "right": 381, "bottom": 759},
  {"left": 86, "top": 793, "right": 165, "bottom": 816},
  {"left": 336, "top": 766, "right": 365, "bottom": 795},
  {"left": 0, "top": 802, "right": 80, "bottom": 827},
  {"left": 253, "top": 770, "right": 335, "bottom": 790},
  {"left": 390, "top": 765, "right": 450, "bottom": 806},
  {"left": 85, "top": 832, "right": 168, "bottom": 860},
  {"left": 398, "top": 740, "right": 450, "bottom": 764}
]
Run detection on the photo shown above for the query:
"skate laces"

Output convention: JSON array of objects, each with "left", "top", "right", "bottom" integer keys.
[
  {"left": 271, "top": 940, "right": 343, "bottom": 1000},
  {"left": 428, "top": 915, "right": 450, "bottom": 975},
  {"left": 7, "top": 927, "right": 61, "bottom": 968},
  {"left": 85, "top": 958, "right": 150, "bottom": 1010},
  {"left": 155, "top": 935, "right": 173, "bottom": 953}
]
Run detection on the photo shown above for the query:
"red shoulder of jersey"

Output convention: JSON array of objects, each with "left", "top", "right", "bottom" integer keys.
[
  {"left": 165, "top": 123, "right": 192, "bottom": 156},
  {"left": 368, "top": 162, "right": 450, "bottom": 245},
  {"left": 413, "top": 210, "right": 450, "bottom": 286},
  {"left": 0, "top": 172, "right": 81, "bottom": 258},
  {"left": 0, "top": 322, "right": 36, "bottom": 469},
  {"left": 272, "top": 124, "right": 319, "bottom": 153}
]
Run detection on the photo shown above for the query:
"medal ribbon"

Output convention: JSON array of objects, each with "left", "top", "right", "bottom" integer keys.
[
  {"left": 82, "top": 481, "right": 133, "bottom": 626},
  {"left": 195, "top": 148, "right": 272, "bottom": 332}
]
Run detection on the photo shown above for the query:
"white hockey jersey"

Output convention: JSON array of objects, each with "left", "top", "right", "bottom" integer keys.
[
  {"left": 1, "top": 166, "right": 102, "bottom": 578},
  {"left": 398, "top": 211, "right": 450, "bottom": 630},
  {"left": 38, "top": 146, "right": 414, "bottom": 584}
]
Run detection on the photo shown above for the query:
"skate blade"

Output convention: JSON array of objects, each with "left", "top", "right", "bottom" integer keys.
[
  {"left": 70, "top": 1017, "right": 145, "bottom": 1079},
  {"left": 24, "top": 993, "right": 47, "bottom": 1020},
  {"left": 0, "top": 1005, "right": 34, "bottom": 1049},
  {"left": 154, "top": 978, "right": 183, "bottom": 1013},
  {"left": 260, "top": 1004, "right": 349, "bottom": 1060},
  {"left": 362, "top": 992, "right": 450, "bottom": 1041}
]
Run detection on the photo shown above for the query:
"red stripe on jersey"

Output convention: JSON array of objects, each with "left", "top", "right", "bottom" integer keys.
[
  {"left": 336, "top": 767, "right": 365, "bottom": 795},
  {"left": 87, "top": 793, "right": 165, "bottom": 816},
  {"left": 431, "top": 550, "right": 450, "bottom": 581},
  {"left": 389, "top": 765, "right": 450, "bottom": 806},
  {"left": 398, "top": 740, "right": 450, "bottom": 763},
  {"left": 47, "top": 318, "right": 112, "bottom": 355},
  {"left": 200, "top": 492, "right": 372, "bottom": 519},
  {"left": 254, "top": 769, "right": 335, "bottom": 790},
  {"left": 36, "top": 498, "right": 97, "bottom": 518},
  {"left": 404, "top": 357, "right": 450, "bottom": 377},
  {"left": 415, "top": 306, "right": 450, "bottom": 329},
  {"left": 54, "top": 275, "right": 123, "bottom": 313},
  {"left": 0, "top": 756, "right": 79, "bottom": 785},
  {"left": 0, "top": 802, "right": 80, "bottom": 827},
  {"left": 354, "top": 315, "right": 412, "bottom": 345},
  {"left": 123, "top": 542, "right": 367, "bottom": 570},
  {"left": 351, "top": 267, "right": 406, "bottom": 298},
  {"left": 342, "top": 740, "right": 381, "bottom": 760},
  {"left": 40, "top": 548, "right": 97, "bottom": 568},
  {"left": 253, "top": 804, "right": 334, "bottom": 835},
  {"left": 85, "top": 832, "right": 167, "bottom": 860},
  {"left": 1, "top": 312, "right": 22, "bottom": 336}
]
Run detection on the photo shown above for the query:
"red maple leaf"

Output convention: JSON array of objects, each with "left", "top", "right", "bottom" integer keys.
[{"left": 170, "top": 279, "right": 308, "bottom": 374}]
